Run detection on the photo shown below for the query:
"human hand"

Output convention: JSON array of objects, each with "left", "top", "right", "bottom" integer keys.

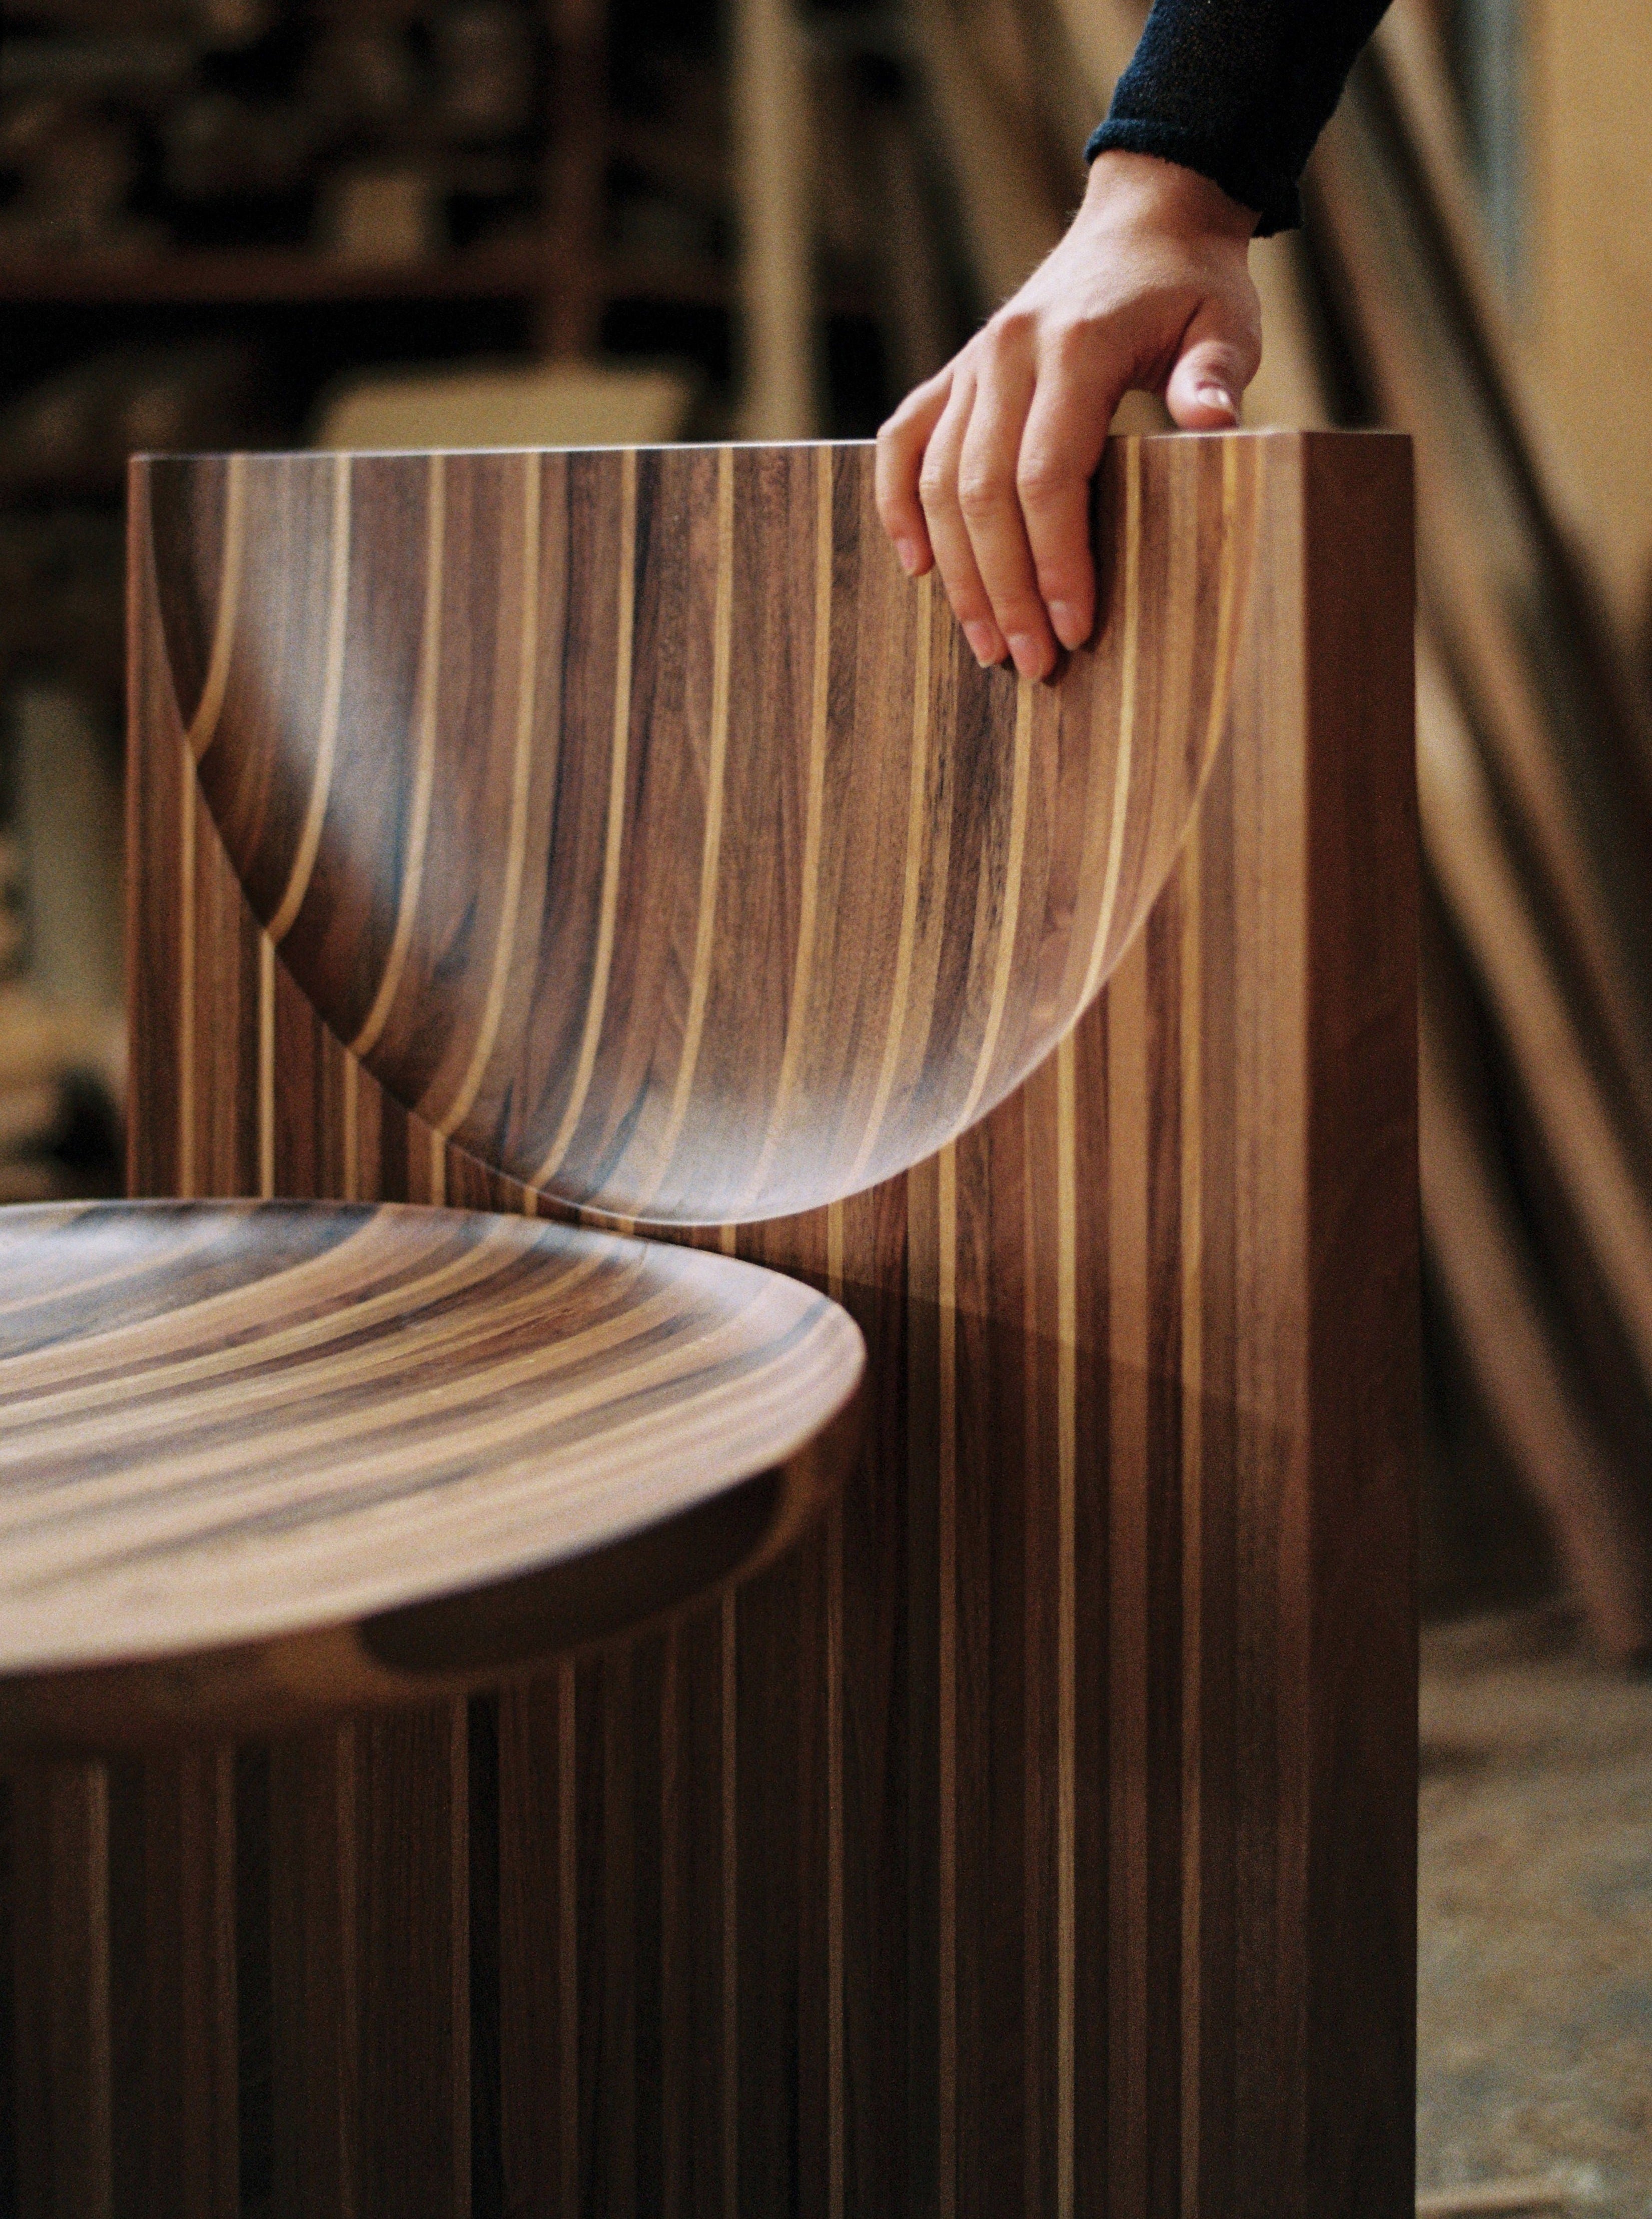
[{"left": 875, "top": 151, "right": 1262, "bottom": 681}]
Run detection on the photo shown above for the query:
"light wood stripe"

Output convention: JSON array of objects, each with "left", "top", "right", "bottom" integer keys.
[
  {"left": 1179, "top": 826, "right": 1204, "bottom": 2219},
  {"left": 436, "top": 454, "right": 542, "bottom": 1140},
  {"left": 178, "top": 749, "right": 197, "bottom": 1198},
  {"left": 1198, "top": 440, "right": 1242, "bottom": 788},
  {"left": 258, "top": 931, "right": 276, "bottom": 1200},
  {"left": 1080, "top": 437, "right": 1142, "bottom": 1010},
  {"left": 1055, "top": 1029, "right": 1077, "bottom": 2219},
  {"left": 648, "top": 447, "right": 738, "bottom": 1205},
  {"left": 743, "top": 447, "right": 834, "bottom": 1205},
  {"left": 185, "top": 451, "right": 247, "bottom": 758},
  {"left": 1106, "top": 933, "right": 1151, "bottom": 2206},
  {"left": 341, "top": 1053, "right": 359, "bottom": 1202},
  {"left": 937, "top": 1137, "right": 958, "bottom": 2219},
  {"left": 846, "top": 571, "right": 934, "bottom": 1189},
  {"left": 268, "top": 454, "right": 352, "bottom": 945},
  {"left": 532, "top": 448, "right": 638, "bottom": 1187},
  {"left": 954, "top": 672, "right": 1034, "bottom": 1132},
  {"left": 350, "top": 456, "right": 446, "bottom": 1060}
]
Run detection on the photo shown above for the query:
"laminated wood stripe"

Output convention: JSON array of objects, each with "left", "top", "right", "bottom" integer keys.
[
  {"left": 143, "top": 438, "right": 1257, "bottom": 1224},
  {"left": 0, "top": 1201, "right": 863, "bottom": 1747}
]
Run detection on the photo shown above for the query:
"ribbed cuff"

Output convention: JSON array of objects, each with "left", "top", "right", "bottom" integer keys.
[{"left": 1082, "top": 117, "right": 1300, "bottom": 236}]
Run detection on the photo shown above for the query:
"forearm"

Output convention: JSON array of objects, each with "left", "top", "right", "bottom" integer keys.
[{"left": 1085, "top": 0, "right": 1392, "bottom": 235}]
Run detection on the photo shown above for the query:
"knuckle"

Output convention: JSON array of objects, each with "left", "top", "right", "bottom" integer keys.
[
  {"left": 989, "top": 305, "right": 1038, "bottom": 352},
  {"left": 917, "top": 462, "right": 951, "bottom": 510},
  {"left": 1046, "top": 314, "right": 1101, "bottom": 367},
  {"left": 957, "top": 470, "right": 1009, "bottom": 522},
  {"left": 1016, "top": 449, "right": 1077, "bottom": 506}
]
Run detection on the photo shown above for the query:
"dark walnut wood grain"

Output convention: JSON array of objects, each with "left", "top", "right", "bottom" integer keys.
[
  {"left": 0, "top": 1200, "right": 862, "bottom": 1747},
  {"left": 144, "top": 438, "right": 1256, "bottom": 1223},
  {"left": 8, "top": 427, "right": 1413, "bottom": 2219}
]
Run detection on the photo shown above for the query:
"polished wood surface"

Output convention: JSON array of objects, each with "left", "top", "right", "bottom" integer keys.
[
  {"left": 0, "top": 1200, "right": 863, "bottom": 1747},
  {"left": 145, "top": 437, "right": 1252, "bottom": 1221},
  {"left": 1, "top": 428, "right": 1415, "bottom": 2217}
]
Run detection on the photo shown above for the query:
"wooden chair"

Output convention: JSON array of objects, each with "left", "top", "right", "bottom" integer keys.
[{"left": 4, "top": 428, "right": 1416, "bottom": 2216}]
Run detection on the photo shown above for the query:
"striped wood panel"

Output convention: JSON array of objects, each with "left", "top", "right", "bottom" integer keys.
[{"left": 2, "top": 429, "right": 1417, "bottom": 2219}]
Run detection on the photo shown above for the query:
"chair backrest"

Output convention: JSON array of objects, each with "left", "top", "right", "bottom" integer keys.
[{"left": 145, "top": 437, "right": 1252, "bottom": 1220}]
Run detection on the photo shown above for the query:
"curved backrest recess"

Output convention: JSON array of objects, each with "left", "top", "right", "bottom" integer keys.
[{"left": 147, "top": 436, "right": 1257, "bottom": 1223}]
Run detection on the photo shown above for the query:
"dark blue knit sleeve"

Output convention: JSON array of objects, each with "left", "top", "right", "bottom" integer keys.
[{"left": 1084, "top": 0, "right": 1391, "bottom": 235}]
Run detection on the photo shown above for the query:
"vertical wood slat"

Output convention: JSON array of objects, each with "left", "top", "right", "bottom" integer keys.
[
  {"left": 355, "top": 1707, "right": 471, "bottom": 2219},
  {"left": 117, "top": 481, "right": 479, "bottom": 2219},
  {"left": 9, "top": 1765, "right": 112, "bottom": 2219},
  {"left": 1, "top": 479, "right": 249, "bottom": 2219},
  {"left": 264, "top": 1730, "right": 358, "bottom": 2217},
  {"left": 107, "top": 1750, "right": 239, "bottom": 2219},
  {"left": 1300, "top": 433, "right": 1420, "bottom": 2217},
  {"left": 103, "top": 432, "right": 1416, "bottom": 2218},
  {"left": 262, "top": 987, "right": 475, "bottom": 2219},
  {"left": 494, "top": 1669, "right": 577, "bottom": 2217}
]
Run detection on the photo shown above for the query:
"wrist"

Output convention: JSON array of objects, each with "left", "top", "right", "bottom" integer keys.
[{"left": 1082, "top": 150, "right": 1259, "bottom": 243}]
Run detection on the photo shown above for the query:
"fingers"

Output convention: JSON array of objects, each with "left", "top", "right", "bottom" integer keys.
[
  {"left": 1163, "top": 293, "right": 1262, "bottom": 430},
  {"left": 918, "top": 370, "right": 1008, "bottom": 669},
  {"left": 886, "top": 276, "right": 1262, "bottom": 672},
  {"left": 876, "top": 372, "right": 951, "bottom": 577},
  {"left": 1017, "top": 341, "right": 1125, "bottom": 652},
  {"left": 956, "top": 331, "right": 1056, "bottom": 679}
]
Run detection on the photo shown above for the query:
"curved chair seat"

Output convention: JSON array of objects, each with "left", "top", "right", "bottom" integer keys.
[{"left": 0, "top": 1199, "right": 863, "bottom": 1749}]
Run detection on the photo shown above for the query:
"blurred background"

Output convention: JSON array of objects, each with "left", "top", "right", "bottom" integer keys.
[{"left": 0, "top": 0, "right": 1648, "bottom": 2204}]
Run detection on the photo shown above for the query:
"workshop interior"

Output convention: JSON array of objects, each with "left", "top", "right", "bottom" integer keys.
[{"left": 0, "top": 1, "right": 1649, "bottom": 2213}]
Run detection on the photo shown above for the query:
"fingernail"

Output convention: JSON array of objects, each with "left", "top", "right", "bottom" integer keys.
[
  {"left": 1048, "top": 600, "right": 1083, "bottom": 649},
  {"left": 895, "top": 537, "right": 919, "bottom": 575},
  {"left": 963, "top": 621, "right": 1001, "bottom": 668},
  {"left": 1197, "top": 383, "right": 1237, "bottom": 420},
  {"left": 1006, "top": 632, "right": 1049, "bottom": 681}
]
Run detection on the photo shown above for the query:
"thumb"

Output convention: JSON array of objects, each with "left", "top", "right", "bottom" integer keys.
[{"left": 1164, "top": 296, "right": 1260, "bottom": 430}]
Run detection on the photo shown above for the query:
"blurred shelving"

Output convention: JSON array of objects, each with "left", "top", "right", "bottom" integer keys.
[
  {"left": 0, "top": 0, "right": 959, "bottom": 1200},
  {"left": 0, "top": 243, "right": 878, "bottom": 312}
]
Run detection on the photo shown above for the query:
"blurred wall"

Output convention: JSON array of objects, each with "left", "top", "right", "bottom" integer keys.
[{"left": 1524, "top": 0, "right": 1652, "bottom": 645}]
